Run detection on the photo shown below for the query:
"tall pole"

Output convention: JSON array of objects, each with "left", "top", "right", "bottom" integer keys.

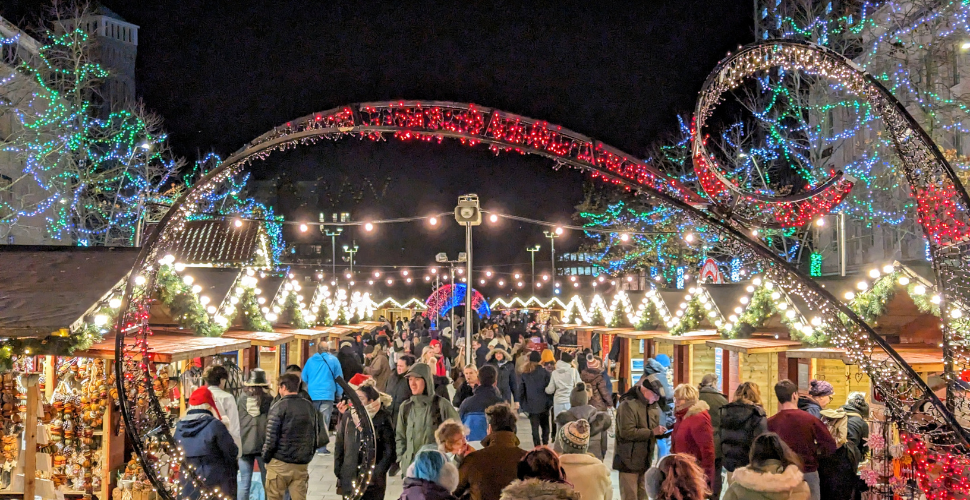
[
  {"left": 550, "top": 236, "right": 555, "bottom": 282},
  {"left": 465, "top": 224, "right": 474, "bottom": 367},
  {"left": 527, "top": 245, "right": 540, "bottom": 295},
  {"left": 838, "top": 212, "right": 846, "bottom": 277},
  {"left": 450, "top": 264, "right": 455, "bottom": 333}
]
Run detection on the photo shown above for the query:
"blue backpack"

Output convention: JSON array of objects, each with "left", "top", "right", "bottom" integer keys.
[{"left": 463, "top": 412, "right": 488, "bottom": 441}]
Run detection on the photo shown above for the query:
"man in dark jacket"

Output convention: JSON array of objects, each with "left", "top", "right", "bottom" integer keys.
[
  {"left": 337, "top": 342, "right": 365, "bottom": 381},
  {"left": 518, "top": 351, "right": 553, "bottom": 447},
  {"left": 174, "top": 387, "right": 239, "bottom": 500},
  {"left": 475, "top": 338, "right": 490, "bottom": 369},
  {"left": 263, "top": 373, "right": 321, "bottom": 500},
  {"left": 273, "top": 365, "right": 310, "bottom": 404},
  {"left": 458, "top": 365, "right": 505, "bottom": 440},
  {"left": 698, "top": 374, "right": 728, "bottom": 498},
  {"left": 387, "top": 355, "right": 416, "bottom": 424},
  {"left": 819, "top": 392, "right": 870, "bottom": 500},
  {"left": 614, "top": 379, "right": 665, "bottom": 500},
  {"left": 456, "top": 403, "right": 528, "bottom": 500}
]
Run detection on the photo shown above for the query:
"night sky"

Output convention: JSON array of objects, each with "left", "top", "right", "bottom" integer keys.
[{"left": 3, "top": 1, "right": 752, "bottom": 286}]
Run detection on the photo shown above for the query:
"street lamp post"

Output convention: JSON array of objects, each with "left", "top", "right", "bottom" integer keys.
[
  {"left": 343, "top": 242, "right": 359, "bottom": 277},
  {"left": 543, "top": 228, "right": 563, "bottom": 285},
  {"left": 527, "top": 245, "right": 540, "bottom": 295},
  {"left": 454, "top": 194, "right": 481, "bottom": 367},
  {"left": 324, "top": 228, "right": 343, "bottom": 279}
]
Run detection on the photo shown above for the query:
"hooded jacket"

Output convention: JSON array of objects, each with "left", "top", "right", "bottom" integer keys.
[
  {"left": 722, "top": 460, "right": 811, "bottom": 500},
  {"left": 797, "top": 396, "right": 822, "bottom": 419},
  {"left": 719, "top": 401, "right": 768, "bottom": 472},
  {"left": 612, "top": 382, "right": 661, "bottom": 473},
  {"left": 499, "top": 479, "right": 580, "bottom": 500},
  {"left": 580, "top": 369, "right": 612, "bottom": 411},
  {"left": 173, "top": 409, "right": 239, "bottom": 499},
  {"left": 559, "top": 453, "right": 613, "bottom": 500},
  {"left": 335, "top": 406, "right": 396, "bottom": 500},
  {"left": 262, "top": 393, "right": 319, "bottom": 465},
  {"left": 487, "top": 348, "right": 517, "bottom": 403},
  {"left": 843, "top": 398, "right": 870, "bottom": 461},
  {"left": 364, "top": 350, "right": 392, "bottom": 392},
  {"left": 302, "top": 351, "right": 344, "bottom": 401},
  {"left": 698, "top": 385, "right": 728, "bottom": 459},
  {"left": 457, "top": 431, "right": 529, "bottom": 500},
  {"left": 817, "top": 399, "right": 871, "bottom": 500},
  {"left": 672, "top": 400, "right": 715, "bottom": 489},
  {"left": 396, "top": 363, "right": 459, "bottom": 469},
  {"left": 517, "top": 361, "right": 552, "bottom": 414},
  {"left": 642, "top": 358, "right": 674, "bottom": 428},
  {"left": 236, "top": 391, "right": 273, "bottom": 456},
  {"left": 554, "top": 391, "right": 612, "bottom": 461},
  {"left": 545, "top": 360, "right": 581, "bottom": 408},
  {"left": 338, "top": 345, "right": 365, "bottom": 381}
]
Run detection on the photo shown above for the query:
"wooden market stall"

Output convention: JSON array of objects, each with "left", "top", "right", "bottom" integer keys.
[
  {"left": 272, "top": 327, "right": 327, "bottom": 366},
  {"left": 222, "top": 330, "right": 296, "bottom": 383},
  {"left": 653, "top": 333, "right": 723, "bottom": 387},
  {"left": 705, "top": 338, "right": 804, "bottom": 415},
  {"left": 613, "top": 330, "right": 668, "bottom": 391}
]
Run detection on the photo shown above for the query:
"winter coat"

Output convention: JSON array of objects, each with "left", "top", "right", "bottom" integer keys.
[
  {"left": 456, "top": 431, "right": 529, "bottom": 500},
  {"left": 672, "top": 400, "right": 715, "bottom": 489},
  {"left": 339, "top": 345, "right": 365, "bottom": 381},
  {"left": 365, "top": 351, "right": 392, "bottom": 392},
  {"left": 613, "top": 384, "right": 661, "bottom": 474},
  {"left": 797, "top": 396, "right": 822, "bottom": 419},
  {"left": 396, "top": 363, "right": 459, "bottom": 469},
  {"left": 698, "top": 385, "right": 728, "bottom": 459},
  {"left": 262, "top": 394, "right": 319, "bottom": 465},
  {"left": 302, "top": 351, "right": 344, "bottom": 401},
  {"left": 486, "top": 349, "right": 517, "bottom": 403},
  {"left": 336, "top": 407, "right": 396, "bottom": 500},
  {"left": 517, "top": 362, "right": 553, "bottom": 414},
  {"left": 545, "top": 360, "right": 581, "bottom": 409},
  {"left": 400, "top": 477, "right": 458, "bottom": 500},
  {"left": 173, "top": 410, "right": 239, "bottom": 499},
  {"left": 719, "top": 401, "right": 768, "bottom": 472},
  {"left": 581, "top": 369, "right": 612, "bottom": 411},
  {"left": 452, "top": 380, "right": 475, "bottom": 408},
  {"left": 818, "top": 400, "right": 871, "bottom": 500},
  {"left": 475, "top": 345, "right": 490, "bottom": 369},
  {"left": 559, "top": 453, "right": 613, "bottom": 500},
  {"left": 555, "top": 405, "right": 612, "bottom": 461},
  {"left": 388, "top": 371, "right": 413, "bottom": 423},
  {"left": 499, "top": 478, "right": 580, "bottom": 500},
  {"left": 843, "top": 399, "right": 870, "bottom": 462},
  {"left": 722, "top": 460, "right": 811, "bottom": 500},
  {"left": 458, "top": 385, "right": 505, "bottom": 419},
  {"left": 236, "top": 391, "right": 273, "bottom": 456},
  {"left": 642, "top": 358, "right": 674, "bottom": 428}
]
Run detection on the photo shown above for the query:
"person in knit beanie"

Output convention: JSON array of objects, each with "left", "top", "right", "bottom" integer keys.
[
  {"left": 555, "top": 382, "right": 612, "bottom": 460},
  {"left": 798, "top": 379, "right": 834, "bottom": 419},
  {"left": 174, "top": 387, "right": 239, "bottom": 499},
  {"left": 557, "top": 420, "right": 614, "bottom": 500}
]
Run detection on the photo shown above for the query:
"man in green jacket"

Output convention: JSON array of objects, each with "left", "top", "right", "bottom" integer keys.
[
  {"left": 614, "top": 378, "right": 665, "bottom": 500},
  {"left": 395, "top": 362, "right": 459, "bottom": 472},
  {"left": 698, "top": 374, "right": 728, "bottom": 499}
]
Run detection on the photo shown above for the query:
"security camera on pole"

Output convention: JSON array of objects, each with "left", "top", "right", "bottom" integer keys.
[{"left": 454, "top": 194, "right": 481, "bottom": 367}]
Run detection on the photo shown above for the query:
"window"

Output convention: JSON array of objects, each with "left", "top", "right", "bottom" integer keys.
[{"left": 340, "top": 212, "right": 351, "bottom": 222}]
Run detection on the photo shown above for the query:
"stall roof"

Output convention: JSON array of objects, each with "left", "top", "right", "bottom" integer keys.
[
  {"left": 223, "top": 330, "right": 295, "bottom": 347},
  {"left": 702, "top": 284, "right": 748, "bottom": 317},
  {"left": 75, "top": 333, "right": 251, "bottom": 363},
  {"left": 166, "top": 219, "right": 269, "bottom": 267},
  {"left": 590, "top": 327, "right": 635, "bottom": 335},
  {"left": 616, "top": 330, "right": 669, "bottom": 339},
  {"left": 183, "top": 268, "right": 240, "bottom": 307},
  {"left": 788, "top": 345, "right": 944, "bottom": 372},
  {"left": 706, "top": 338, "right": 803, "bottom": 354},
  {"left": 653, "top": 332, "right": 722, "bottom": 345},
  {"left": 272, "top": 326, "right": 327, "bottom": 341},
  {"left": 0, "top": 246, "right": 138, "bottom": 337}
]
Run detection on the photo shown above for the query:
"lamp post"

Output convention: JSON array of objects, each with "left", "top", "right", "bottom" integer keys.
[
  {"left": 527, "top": 245, "right": 540, "bottom": 295},
  {"left": 343, "top": 242, "right": 359, "bottom": 277},
  {"left": 324, "top": 227, "right": 343, "bottom": 278},
  {"left": 454, "top": 194, "right": 481, "bottom": 367},
  {"left": 543, "top": 227, "right": 563, "bottom": 286}
]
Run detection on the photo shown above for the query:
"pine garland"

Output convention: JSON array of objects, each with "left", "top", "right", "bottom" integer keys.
[
  {"left": 609, "top": 299, "right": 631, "bottom": 327},
  {"left": 590, "top": 307, "right": 606, "bottom": 326},
  {"left": 335, "top": 306, "right": 349, "bottom": 325},
  {"left": 315, "top": 299, "right": 332, "bottom": 326},
  {"left": 635, "top": 298, "right": 661, "bottom": 330},
  {"left": 282, "top": 292, "right": 310, "bottom": 329},
  {"left": 156, "top": 265, "right": 227, "bottom": 337},
  {"left": 240, "top": 288, "right": 273, "bottom": 332},
  {"left": 670, "top": 295, "right": 705, "bottom": 335}
]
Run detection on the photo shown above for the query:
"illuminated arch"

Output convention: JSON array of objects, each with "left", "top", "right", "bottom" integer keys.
[
  {"left": 425, "top": 284, "right": 490, "bottom": 327},
  {"left": 116, "top": 89, "right": 968, "bottom": 498}
]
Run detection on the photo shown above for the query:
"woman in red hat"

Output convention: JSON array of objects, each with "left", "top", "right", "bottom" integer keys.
[{"left": 174, "top": 386, "right": 239, "bottom": 499}]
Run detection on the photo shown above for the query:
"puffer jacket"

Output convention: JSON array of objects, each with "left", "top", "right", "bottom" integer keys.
[
  {"left": 364, "top": 350, "right": 392, "bottom": 392},
  {"left": 612, "top": 382, "right": 661, "bottom": 474},
  {"left": 818, "top": 399, "right": 871, "bottom": 500},
  {"left": 262, "top": 394, "right": 319, "bottom": 465},
  {"left": 338, "top": 345, "right": 365, "bottom": 381},
  {"left": 335, "top": 407, "right": 396, "bottom": 500},
  {"left": 844, "top": 398, "right": 870, "bottom": 461},
  {"left": 517, "top": 361, "right": 552, "bottom": 414},
  {"left": 581, "top": 369, "right": 612, "bottom": 411},
  {"left": 698, "top": 385, "right": 728, "bottom": 459},
  {"left": 500, "top": 478, "right": 580, "bottom": 500},
  {"left": 797, "top": 396, "right": 822, "bottom": 419},
  {"left": 559, "top": 453, "right": 613, "bottom": 500},
  {"left": 719, "top": 401, "right": 768, "bottom": 472},
  {"left": 672, "top": 400, "right": 715, "bottom": 489},
  {"left": 642, "top": 358, "right": 674, "bottom": 428},
  {"left": 545, "top": 360, "right": 581, "bottom": 408},
  {"left": 174, "top": 409, "right": 239, "bottom": 499},
  {"left": 236, "top": 391, "right": 273, "bottom": 456},
  {"left": 396, "top": 363, "right": 459, "bottom": 469},
  {"left": 555, "top": 405, "right": 612, "bottom": 460},
  {"left": 722, "top": 460, "right": 810, "bottom": 500},
  {"left": 487, "top": 349, "right": 517, "bottom": 403}
]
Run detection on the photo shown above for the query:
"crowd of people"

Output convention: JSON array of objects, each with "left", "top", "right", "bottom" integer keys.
[{"left": 172, "top": 312, "right": 871, "bottom": 500}]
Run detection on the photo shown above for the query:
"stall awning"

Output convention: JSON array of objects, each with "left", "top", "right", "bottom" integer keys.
[
  {"left": 223, "top": 330, "right": 295, "bottom": 347},
  {"left": 615, "top": 330, "right": 669, "bottom": 340},
  {"left": 0, "top": 246, "right": 138, "bottom": 337},
  {"left": 75, "top": 333, "right": 251, "bottom": 363},
  {"left": 653, "top": 332, "right": 722, "bottom": 345},
  {"left": 787, "top": 345, "right": 944, "bottom": 372},
  {"left": 272, "top": 326, "right": 327, "bottom": 341},
  {"left": 706, "top": 338, "right": 803, "bottom": 354}
]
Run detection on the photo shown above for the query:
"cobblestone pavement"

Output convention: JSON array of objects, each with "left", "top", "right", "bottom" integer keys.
[{"left": 305, "top": 414, "right": 623, "bottom": 500}]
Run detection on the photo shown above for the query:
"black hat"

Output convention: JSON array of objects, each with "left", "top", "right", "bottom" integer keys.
[{"left": 244, "top": 368, "right": 270, "bottom": 387}]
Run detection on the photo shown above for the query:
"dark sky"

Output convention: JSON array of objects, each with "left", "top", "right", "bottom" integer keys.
[{"left": 3, "top": 1, "right": 752, "bottom": 287}]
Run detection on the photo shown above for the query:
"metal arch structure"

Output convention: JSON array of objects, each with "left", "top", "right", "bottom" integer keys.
[
  {"left": 115, "top": 97, "right": 968, "bottom": 499},
  {"left": 425, "top": 284, "right": 490, "bottom": 328}
]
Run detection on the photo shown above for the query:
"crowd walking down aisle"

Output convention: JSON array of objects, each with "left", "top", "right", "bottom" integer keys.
[{"left": 172, "top": 312, "right": 872, "bottom": 500}]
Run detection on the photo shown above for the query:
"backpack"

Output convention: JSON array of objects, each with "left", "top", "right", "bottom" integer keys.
[{"left": 820, "top": 408, "right": 848, "bottom": 447}]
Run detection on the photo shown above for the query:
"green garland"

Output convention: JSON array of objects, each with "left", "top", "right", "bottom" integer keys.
[
  {"left": 727, "top": 287, "right": 774, "bottom": 338},
  {"left": 156, "top": 265, "right": 227, "bottom": 337},
  {"left": 282, "top": 292, "right": 310, "bottom": 329},
  {"left": 315, "top": 299, "right": 332, "bottom": 326},
  {"left": 564, "top": 301, "right": 579, "bottom": 324},
  {"left": 351, "top": 310, "right": 362, "bottom": 324},
  {"left": 240, "top": 288, "right": 273, "bottom": 332},
  {"left": 670, "top": 294, "right": 705, "bottom": 335},
  {"left": 635, "top": 298, "right": 661, "bottom": 330},
  {"left": 589, "top": 307, "right": 606, "bottom": 326},
  {"left": 335, "top": 306, "right": 349, "bottom": 325},
  {"left": 609, "top": 299, "right": 631, "bottom": 327},
  {"left": 849, "top": 269, "right": 903, "bottom": 323}
]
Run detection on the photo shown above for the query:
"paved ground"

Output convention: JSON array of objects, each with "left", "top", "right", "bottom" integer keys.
[{"left": 305, "top": 414, "right": 624, "bottom": 500}]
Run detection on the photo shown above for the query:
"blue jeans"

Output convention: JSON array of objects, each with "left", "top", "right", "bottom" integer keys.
[
  {"left": 312, "top": 400, "right": 334, "bottom": 452},
  {"left": 238, "top": 455, "right": 265, "bottom": 500},
  {"left": 803, "top": 471, "right": 820, "bottom": 500}
]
